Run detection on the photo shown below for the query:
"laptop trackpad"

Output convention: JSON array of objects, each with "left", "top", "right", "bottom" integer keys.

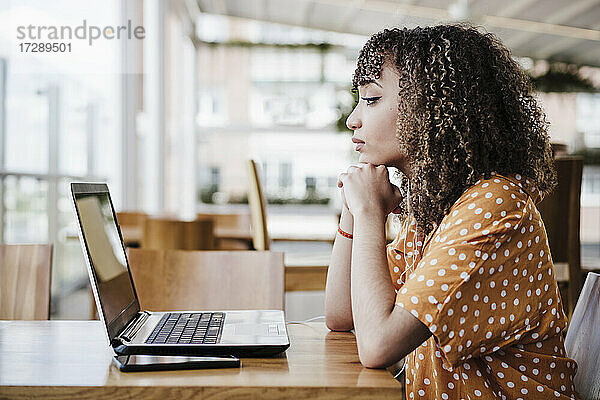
[{"left": 234, "top": 324, "right": 277, "bottom": 336}]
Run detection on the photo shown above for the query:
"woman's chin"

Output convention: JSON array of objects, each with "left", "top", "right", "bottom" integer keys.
[{"left": 358, "top": 153, "right": 381, "bottom": 165}]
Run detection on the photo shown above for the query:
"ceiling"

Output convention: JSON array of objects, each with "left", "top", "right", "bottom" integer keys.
[{"left": 195, "top": 0, "right": 600, "bottom": 67}]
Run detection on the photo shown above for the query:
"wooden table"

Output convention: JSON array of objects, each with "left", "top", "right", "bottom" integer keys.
[{"left": 0, "top": 321, "right": 402, "bottom": 399}]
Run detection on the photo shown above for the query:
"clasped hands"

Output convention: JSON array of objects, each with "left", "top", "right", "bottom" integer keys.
[{"left": 337, "top": 163, "right": 403, "bottom": 219}]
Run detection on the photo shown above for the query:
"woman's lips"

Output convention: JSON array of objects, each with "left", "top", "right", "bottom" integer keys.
[{"left": 352, "top": 137, "right": 365, "bottom": 152}]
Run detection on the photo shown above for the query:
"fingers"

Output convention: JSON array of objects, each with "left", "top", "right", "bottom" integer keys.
[
  {"left": 337, "top": 172, "right": 348, "bottom": 188},
  {"left": 337, "top": 173, "right": 345, "bottom": 187},
  {"left": 359, "top": 163, "right": 389, "bottom": 177},
  {"left": 341, "top": 188, "right": 349, "bottom": 210},
  {"left": 338, "top": 165, "right": 359, "bottom": 187},
  {"left": 339, "top": 163, "right": 390, "bottom": 187}
]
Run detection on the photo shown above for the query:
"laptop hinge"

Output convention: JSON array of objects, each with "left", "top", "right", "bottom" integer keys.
[{"left": 118, "top": 311, "right": 150, "bottom": 342}]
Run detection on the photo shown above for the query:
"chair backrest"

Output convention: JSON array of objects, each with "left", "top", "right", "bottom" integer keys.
[
  {"left": 196, "top": 213, "right": 250, "bottom": 230},
  {"left": 116, "top": 211, "right": 148, "bottom": 227},
  {"left": 565, "top": 272, "right": 600, "bottom": 400},
  {"left": 246, "top": 159, "right": 269, "bottom": 251},
  {"left": 115, "top": 212, "right": 148, "bottom": 247},
  {"left": 0, "top": 244, "right": 53, "bottom": 320},
  {"left": 127, "top": 248, "right": 284, "bottom": 310},
  {"left": 550, "top": 142, "right": 569, "bottom": 158},
  {"left": 143, "top": 217, "right": 215, "bottom": 251},
  {"left": 537, "top": 156, "right": 583, "bottom": 316},
  {"left": 197, "top": 212, "right": 252, "bottom": 250}
]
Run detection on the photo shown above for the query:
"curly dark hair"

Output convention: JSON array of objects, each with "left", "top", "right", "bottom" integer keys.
[{"left": 352, "top": 24, "right": 556, "bottom": 237}]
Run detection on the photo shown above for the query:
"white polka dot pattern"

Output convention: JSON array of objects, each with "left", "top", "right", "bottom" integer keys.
[{"left": 386, "top": 173, "right": 580, "bottom": 399}]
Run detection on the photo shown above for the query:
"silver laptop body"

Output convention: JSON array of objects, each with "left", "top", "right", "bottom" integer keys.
[{"left": 71, "top": 182, "right": 289, "bottom": 357}]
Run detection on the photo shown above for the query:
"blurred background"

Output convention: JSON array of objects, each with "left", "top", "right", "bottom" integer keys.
[{"left": 0, "top": 0, "right": 599, "bottom": 320}]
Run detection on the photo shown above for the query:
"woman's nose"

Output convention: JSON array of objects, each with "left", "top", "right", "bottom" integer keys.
[{"left": 346, "top": 108, "right": 362, "bottom": 130}]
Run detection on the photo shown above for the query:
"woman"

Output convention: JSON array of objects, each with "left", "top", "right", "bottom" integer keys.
[{"left": 325, "top": 25, "right": 580, "bottom": 399}]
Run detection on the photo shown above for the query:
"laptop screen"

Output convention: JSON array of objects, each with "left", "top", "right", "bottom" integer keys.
[{"left": 72, "top": 184, "right": 139, "bottom": 339}]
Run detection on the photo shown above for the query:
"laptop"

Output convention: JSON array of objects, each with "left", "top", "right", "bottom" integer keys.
[{"left": 71, "top": 182, "right": 290, "bottom": 357}]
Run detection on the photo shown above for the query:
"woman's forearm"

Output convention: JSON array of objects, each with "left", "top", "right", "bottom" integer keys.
[
  {"left": 351, "top": 213, "right": 397, "bottom": 352},
  {"left": 325, "top": 206, "right": 355, "bottom": 331}
]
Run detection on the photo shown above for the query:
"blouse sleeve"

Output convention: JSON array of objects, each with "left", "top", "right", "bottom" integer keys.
[
  {"left": 394, "top": 185, "right": 541, "bottom": 370},
  {"left": 387, "top": 215, "right": 423, "bottom": 291}
]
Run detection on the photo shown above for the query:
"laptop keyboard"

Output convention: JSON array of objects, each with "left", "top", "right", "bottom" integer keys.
[{"left": 145, "top": 312, "right": 225, "bottom": 344}]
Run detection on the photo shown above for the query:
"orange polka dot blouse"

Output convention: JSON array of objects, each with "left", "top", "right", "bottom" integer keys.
[{"left": 387, "top": 173, "right": 581, "bottom": 400}]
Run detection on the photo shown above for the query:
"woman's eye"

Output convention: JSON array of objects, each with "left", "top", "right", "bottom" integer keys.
[{"left": 361, "top": 96, "right": 381, "bottom": 105}]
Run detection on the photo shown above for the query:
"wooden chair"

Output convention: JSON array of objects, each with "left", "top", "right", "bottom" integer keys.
[
  {"left": 196, "top": 212, "right": 253, "bottom": 250},
  {"left": 537, "top": 156, "right": 584, "bottom": 317},
  {"left": 142, "top": 217, "right": 215, "bottom": 251},
  {"left": 246, "top": 159, "right": 270, "bottom": 251},
  {"left": 246, "top": 159, "right": 335, "bottom": 292},
  {"left": 116, "top": 211, "right": 148, "bottom": 226},
  {"left": 564, "top": 272, "right": 600, "bottom": 400},
  {"left": 116, "top": 211, "right": 148, "bottom": 247},
  {"left": 550, "top": 142, "right": 569, "bottom": 158},
  {"left": 0, "top": 244, "right": 53, "bottom": 320},
  {"left": 127, "top": 248, "right": 284, "bottom": 310}
]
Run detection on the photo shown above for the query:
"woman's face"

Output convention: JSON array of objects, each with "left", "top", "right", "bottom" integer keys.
[{"left": 346, "top": 65, "right": 408, "bottom": 172}]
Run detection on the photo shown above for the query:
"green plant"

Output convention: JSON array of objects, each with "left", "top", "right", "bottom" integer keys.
[
  {"left": 195, "top": 39, "right": 333, "bottom": 52},
  {"left": 335, "top": 87, "right": 358, "bottom": 132},
  {"left": 265, "top": 195, "right": 330, "bottom": 205},
  {"left": 530, "top": 64, "right": 598, "bottom": 93},
  {"left": 228, "top": 194, "right": 249, "bottom": 204},
  {"left": 198, "top": 186, "right": 218, "bottom": 204}
]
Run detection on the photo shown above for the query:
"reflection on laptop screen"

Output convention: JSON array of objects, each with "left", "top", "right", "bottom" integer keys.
[{"left": 74, "top": 192, "right": 136, "bottom": 324}]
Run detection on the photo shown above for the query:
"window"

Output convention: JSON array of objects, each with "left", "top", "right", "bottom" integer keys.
[
  {"left": 210, "top": 167, "right": 221, "bottom": 191},
  {"left": 278, "top": 162, "right": 292, "bottom": 190},
  {"left": 0, "top": 1, "right": 122, "bottom": 317},
  {"left": 577, "top": 93, "right": 600, "bottom": 148},
  {"left": 197, "top": 87, "right": 227, "bottom": 127}
]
